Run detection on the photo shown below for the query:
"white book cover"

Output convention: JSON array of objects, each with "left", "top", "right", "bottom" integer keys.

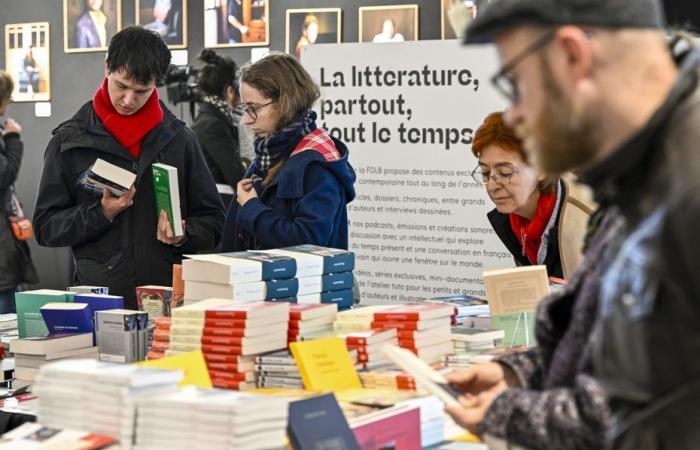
[{"left": 182, "top": 255, "right": 262, "bottom": 284}]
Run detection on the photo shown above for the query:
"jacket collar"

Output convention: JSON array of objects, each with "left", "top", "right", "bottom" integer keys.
[
  {"left": 580, "top": 48, "right": 700, "bottom": 212},
  {"left": 55, "top": 100, "right": 184, "bottom": 177}
]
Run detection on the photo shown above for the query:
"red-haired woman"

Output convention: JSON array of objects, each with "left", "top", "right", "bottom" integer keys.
[{"left": 471, "top": 112, "right": 594, "bottom": 279}]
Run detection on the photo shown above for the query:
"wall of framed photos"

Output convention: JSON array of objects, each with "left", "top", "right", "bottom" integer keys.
[{"left": 0, "top": 0, "right": 448, "bottom": 290}]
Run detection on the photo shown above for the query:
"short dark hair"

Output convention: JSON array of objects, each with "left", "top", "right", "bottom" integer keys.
[
  {"left": 106, "top": 26, "right": 171, "bottom": 85},
  {"left": 238, "top": 52, "right": 320, "bottom": 131},
  {"left": 0, "top": 71, "right": 14, "bottom": 102},
  {"left": 197, "top": 49, "right": 238, "bottom": 98}
]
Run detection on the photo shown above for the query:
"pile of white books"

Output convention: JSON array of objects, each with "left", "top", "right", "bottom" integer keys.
[
  {"left": 10, "top": 332, "right": 95, "bottom": 382},
  {"left": 34, "top": 359, "right": 182, "bottom": 447},
  {"left": 134, "top": 387, "right": 290, "bottom": 450}
]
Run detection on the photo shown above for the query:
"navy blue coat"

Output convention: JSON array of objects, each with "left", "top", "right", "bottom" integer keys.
[{"left": 221, "top": 137, "right": 356, "bottom": 251}]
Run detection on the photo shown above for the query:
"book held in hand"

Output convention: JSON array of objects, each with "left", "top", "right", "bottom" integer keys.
[
  {"left": 77, "top": 158, "right": 136, "bottom": 197},
  {"left": 152, "top": 162, "right": 183, "bottom": 237}
]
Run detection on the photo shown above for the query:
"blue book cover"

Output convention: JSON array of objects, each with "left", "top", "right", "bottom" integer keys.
[
  {"left": 287, "top": 393, "right": 361, "bottom": 450},
  {"left": 321, "top": 271, "right": 354, "bottom": 292},
  {"left": 282, "top": 245, "right": 355, "bottom": 273},
  {"left": 40, "top": 303, "right": 94, "bottom": 335},
  {"left": 219, "top": 251, "right": 297, "bottom": 280},
  {"left": 320, "top": 289, "right": 354, "bottom": 310},
  {"left": 266, "top": 296, "right": 298, "bottom": 303},
  {"left": 266, "top": 278, "right": 299, "bottom": 299},
  {"left": 73, "top": 294, "right": 125, "bottom": 314}
]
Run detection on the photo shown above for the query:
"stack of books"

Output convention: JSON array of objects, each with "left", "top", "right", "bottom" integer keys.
[
  {"left": 358, "top": 369, "right": 417, "bottom": 391},
  {"left": 134, "top": 387, "right": 290, "bottom": 450},
  {"left": 181, "top": 252, "right": 297, "bottom": 305},
  {"left": 254, "top": 350, "right": 303, "bottom": 389},
  {"left": 371, "top": 304, "right": 454, "bottom": 364},
  {"left": 95, "top": 309, "right": 148, "bottom": 363},
  {"left": 288, "top": 304, "right": 337, "bottom": 343},
  {"left": 34, "top": 359, "right": 183, "bottom": 444},
  {"left": 168, "top": 299, "right": 289, "bottom": 390},
  {"left": 429, "top": 294, "right": 490, "bottom": 326},
  {"left": 333, "top": 305, "right": 395, "bottom": 334},
  {"left": 262, "top": 245, "right": 356, "bottom": 311},
  {"left": 10, "top": 333, "right": 96, "bottom": 382},
  {"left": 148, "top": 316, "right": 172, "bottom": 359},
  {"left": 344, "top": 328, "right": 397, "bottom": 370},
  {"left": 0, "top": 313, "right": 18, "bottom": 351},
  {"left": 451, "top": 327, "right": 504, "bottom": 353},
  {"left": 399, "top": 395, "right": 445, "bottom": 447}
]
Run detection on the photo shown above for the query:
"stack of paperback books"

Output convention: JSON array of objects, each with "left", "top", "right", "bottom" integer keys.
[
  {"left": 168, "top": 299, "right": 289, "bottom": 390},
  {"left": 0, "top": 314, "right": 18, "bottom": 349},
  {"left": 34, "top": 359, "right": 183, "bottom": 445},
  {"left": 262, "top": 245, "right": 356, "bottom": 310},
  {"left": 134, "top": 387, "right": 290, "bottom": 450},
  {"left": 358, "top": 369, "right": 417, "bottom": 391},
  {"left": 332, "top": 305, "right": 395, "bottom": 334},
  {"left": 450, "top": 327, "right": 504, "bottom": 353},
  {"left": 181, "top": 252, "right": 297, "bottom": 304},
  {"left": 344, "top": 328, "right": 397, "bottom": 370},
  {"left": 371, "top": 304, "right": 454, "bottom": 364},
  {"left": 287, "top": 304, "right": 337, "bottom": 343},
  {"left": 148, "top": 316, "right": 172, "bottom": 359},
  {"left": 10, "top": 333, "right": 95, "bottom": 382},
  {"left": 254, "top": 350, "right": 303, "bottom": 389}
]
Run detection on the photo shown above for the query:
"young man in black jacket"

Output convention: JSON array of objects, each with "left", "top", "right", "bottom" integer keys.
[{"left": 33, "top": 27, "right": 224, "bottom": 309}]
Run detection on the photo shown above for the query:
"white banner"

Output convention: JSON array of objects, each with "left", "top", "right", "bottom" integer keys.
[{"left": 303, "top": 40, "right": 513, "bottom": 304}]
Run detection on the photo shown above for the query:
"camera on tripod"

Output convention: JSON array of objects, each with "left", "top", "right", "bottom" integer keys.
[{"left": 163, "top": 64, "right": 200, "bottom": 105}]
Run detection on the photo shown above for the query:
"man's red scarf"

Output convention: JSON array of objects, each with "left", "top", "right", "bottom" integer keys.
[
  {"left": 509, "top": 193, "right": 557, "bottom": 265},
  {"left": 92, "top": 78, "right": 163, "bottom": 158}
]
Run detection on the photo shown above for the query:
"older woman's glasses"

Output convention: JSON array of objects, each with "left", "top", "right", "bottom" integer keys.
[
  {"left": 471, "top": 166, "right": 520, "bottom": 187},
  {"left": 238, "top": 101, "right": 275, "bottom": 121}
]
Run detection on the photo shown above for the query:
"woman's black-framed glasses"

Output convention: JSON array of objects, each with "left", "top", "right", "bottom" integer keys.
[
  {"left": 491, "top": 29, "right": 557, "bottom": 103},
  {"left": 470, "top": 165, "right": 520, "bottom": 187},
  {"left": 238, "top": 101, "right": 275, "bottom": 121}
]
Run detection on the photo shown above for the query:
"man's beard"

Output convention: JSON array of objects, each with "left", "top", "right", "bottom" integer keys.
[{"left": 518, "top": 55, "right": 602, "bottom": 176}]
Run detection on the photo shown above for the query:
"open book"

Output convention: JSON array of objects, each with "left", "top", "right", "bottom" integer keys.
[{"left": 381, "top": 344, "right": 461, "bottom": 408}]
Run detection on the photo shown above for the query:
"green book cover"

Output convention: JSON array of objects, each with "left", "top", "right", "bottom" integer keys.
[
  {"left": 152, "top": 163, "right": 183, "bottom": 237},
  {"left": 15, "top": 290, "right": 74, "bottom": 338},
  {"left": 490, "top": 312, "right": 537, "bottom": 347}
]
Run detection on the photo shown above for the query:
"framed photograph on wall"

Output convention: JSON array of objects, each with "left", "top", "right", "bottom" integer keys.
[
  {"left": 136, "top": 0, "right": 188, "bottom": 49},
  {"left": 203, "top": 0, "right": 269, "bottom": 48},
  {"left": 5, "top": 22, "right": 51, "bottom": 102},
  {"left": 441, "top": 0, "right": 477, "bottom": 39},
  {"left": 359, "top": 5, "right": 418, "bottom": 43},
  {"left": 285, "top": 8, "right": 342, "bottom": 58},
  {"left": 64, "top": 0, "right": 122, "bottom": 53}
]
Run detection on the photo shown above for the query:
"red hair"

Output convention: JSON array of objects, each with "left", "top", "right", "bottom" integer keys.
[{"left": 471, "top": 111, "right": 526, "bottom": 161}]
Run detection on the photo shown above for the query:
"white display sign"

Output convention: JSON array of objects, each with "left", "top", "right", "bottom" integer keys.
[{"left": 303, "top": 40, "right": 513, "bottom": 304}]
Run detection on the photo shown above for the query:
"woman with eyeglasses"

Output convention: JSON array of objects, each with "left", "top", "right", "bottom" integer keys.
[
  {"left": 471, "top": 112, "right": 594, "bottom": 279},
  {"left": 220, "top": 52, "right": 356, "bottom": 252}
]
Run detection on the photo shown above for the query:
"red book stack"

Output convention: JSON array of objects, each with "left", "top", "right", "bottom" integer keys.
[
  {"left": 147, "top": 316, "right": 172, "bottom": 360},
  {"left": 344, "top": 328, "right": 397, "bottom": 370},
  {"left": 371, "top": 304, "right": 453, "bottom": 364},
  {"left": 169, "top": 298, "right": 289, "bottom": 390},
  {"left": 287, "top": 304, "right": 338, "bottom": 344}
]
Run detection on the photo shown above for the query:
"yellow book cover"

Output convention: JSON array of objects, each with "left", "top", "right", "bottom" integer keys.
[
  {"left": 138, "top": 350, "right": 212, "bottom": 388},
  {"left": 290, "top": 337, "right": 362, "bottom": 391}
]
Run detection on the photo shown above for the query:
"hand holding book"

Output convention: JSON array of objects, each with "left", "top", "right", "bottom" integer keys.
[
  {"left": 157, "top": 209, "right": 186, "bottom": 245},
  {"left": 101, "top": 185, "right": 136, "bottom": 221}
]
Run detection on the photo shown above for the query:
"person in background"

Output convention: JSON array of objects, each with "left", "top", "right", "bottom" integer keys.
[
  {"left": 227, "top": 0, "right": 247, "bottom": 44},
  {"left": 75, "top": 0, "right": 107, "bottom": 48},
  {"left": 450, "top": 0, "right": 700, "bottom": 448},
  {"left": 471, "top": 111, "right": 594, "bottom": 279},
  {"left": 191, "top": 49, "right": 246, "bottom": 207},
  {"left": 23, "top": 46, "right": 40, "bottom": 95},
  {"left": 372, "top": 19, "right": 405, "bottom": 43},
  {"left": 0, "top": 71, "right": 38, "bottom": 313},
  {"left": 295, "top": 14, "right": 319, "bottom": 58},
  {"left": 33, "top": 27, "right": 223, "bottom": 309},
  {"left": 221, "top": 52, "right": 356, "bottom": 252}
]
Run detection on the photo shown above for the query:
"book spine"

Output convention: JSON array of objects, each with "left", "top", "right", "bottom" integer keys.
[
  {"left": 202, "top": 344, "right": 243, "bottom": 355},
  {"left": 260, "top": 259, "right": 297, "bottom": 280},
  {"left": 265, "top": 278, "right": 299, "bottom": 299}
]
